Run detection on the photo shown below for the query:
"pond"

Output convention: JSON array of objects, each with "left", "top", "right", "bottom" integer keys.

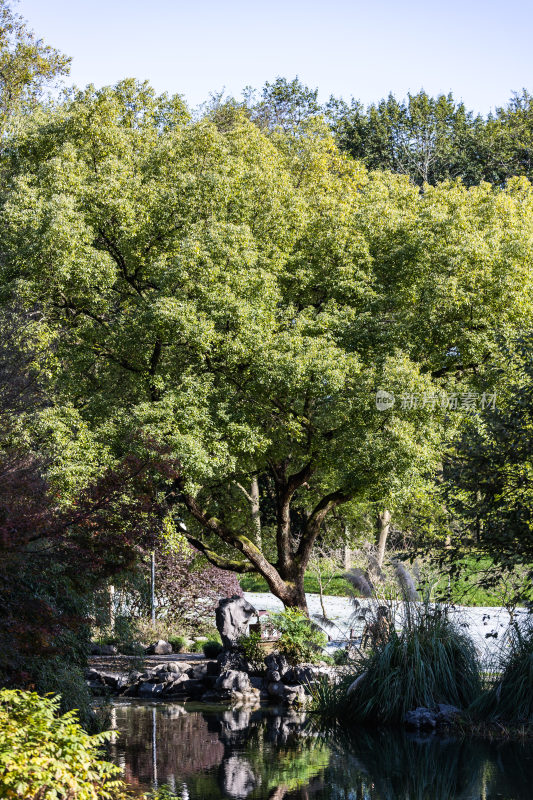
[{"left": 108, "top": 700, "right": 533, "bottom": 800}]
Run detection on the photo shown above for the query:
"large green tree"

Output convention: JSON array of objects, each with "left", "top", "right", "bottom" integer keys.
[{"left": 2, "top": 83, "right": 533, "bottom": 610}]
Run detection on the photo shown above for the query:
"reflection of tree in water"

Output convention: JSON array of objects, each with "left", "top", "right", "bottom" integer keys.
[
  {"left": 110, "top": 703, "right": 224, "bottom": 791},
  {"left": 111, "top": 704, "right": 533, "bottom": 800},
  {"left": 320, "top": 727, "right": 483, "bottom": 800},
  {"left": 214, "top": 708, "right": 330, "bottom": 800},
  {"left": 315, "top": 724, "right": 533, "bottom": 800}
]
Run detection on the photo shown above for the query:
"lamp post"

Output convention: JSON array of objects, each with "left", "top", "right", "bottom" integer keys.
[{"left": 150, "top": 550, "right": 156, "bottom": 625}]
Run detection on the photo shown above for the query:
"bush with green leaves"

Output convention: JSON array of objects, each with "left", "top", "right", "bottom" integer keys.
[
  {"left": 238, "top": 631, "right": 265, "bottom": 665},
  {"left": 202, "top": 640, "right": 224, "bottom": 658},
  {"left": 168, "top": 635, "right": 187, "bottom": 653},
  {"left": 315, "top": 604, "right": 482, "bottom": 724},
  {"left": 271, "top": 609, "right": 327, "bottom": 665},
  {"left": 0, "top": 689, "right": 124, "bottom": 800},
  {"left": 0, "top": 690, "right": 183, "bottom": 799}
]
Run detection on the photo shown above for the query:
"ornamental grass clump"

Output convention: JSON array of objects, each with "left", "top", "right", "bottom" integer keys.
[
  {"left": 316, "top": 604, "right": 482, "bottom": 724},
  {"left": 470, "top": 617, "right": 533, "bottom": 724}
]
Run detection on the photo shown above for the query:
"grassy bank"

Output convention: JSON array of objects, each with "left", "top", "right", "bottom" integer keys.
[{"left": 241, "top": 556, "right": 523, "bottom": 607}]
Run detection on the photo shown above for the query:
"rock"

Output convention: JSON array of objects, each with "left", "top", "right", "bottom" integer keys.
[
  {"left": 85, "top": 668, "right": 104, "bottom": 683},
  {"left": 250, "top": 676, "right": 264, "bottom": 690},
  {"left": 164, "top": 674, "right": 191, "bottom": 694},
  {"left": 346, "top": 672, "right": 367, "bottom": 696},
  {"left": 265, "top": 653, "right": 289, "bottom": 677},
  {"left": 284, "top": 685, "right": 307, "bottom": 706},
  {"left": 139, "top": 681, "right": 166, "bottom": 697},
  {"left": 215, "top": 669, "right": 251, "bottom": 695},
  {"left": 159, "top": 661, "right": 183, "bottom": 674},
  {"left": 128, "top": 670, "right": 143, "bottom": 682},
  {"left": 404, "top": 707, "right": 437, "bottom": 729},
  {"left": 145, "top": 640, "right": 173, "bottom": 655},
  {"left": 436, "top": 703, "right": 460, "bottom": 723},
  {"left": 122, "top": 681, "right": 141, "bottom": 697},
  {"left": 84, "top": 669, "right": 120, "bottom": 690},
  {"left": 179, "top": 679, "right": 205, "bottom": 698},
  {"left": 201, "top": 690, "right": 221, "bottom": 703},
  {"left": 90, "top": 643, "right": 118, "bottom": 656},
  {"left": 267, "top": 681, "right": 286, "bottom": 700},
  {"left": 152, "top": 664, "right": 183, "bottom": 682},
  {"left": 217, "top": 649, "right": 247, "bottom": 674},
  {"left": 189, "top": 663, "right": 209, "bottom": 681},
  {"left": 215, "top": 595, "right": 257, "bottom": 649}
]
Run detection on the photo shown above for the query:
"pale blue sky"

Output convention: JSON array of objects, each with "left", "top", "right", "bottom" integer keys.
[{"left": 18, "top": 0, "right": 533, "bottom": 114}]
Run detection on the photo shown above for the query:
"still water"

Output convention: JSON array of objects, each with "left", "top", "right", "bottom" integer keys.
[{"left": 108, "top": 700, "right": 533, "bottom": 800}]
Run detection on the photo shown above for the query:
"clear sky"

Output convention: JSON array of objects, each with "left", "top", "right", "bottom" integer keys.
[{"left": 18, "top": 0, "right": 533, "bottom": 114}]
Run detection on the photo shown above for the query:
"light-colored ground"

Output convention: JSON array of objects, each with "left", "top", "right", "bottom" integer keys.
[{"left": 244, "top": 591, "right": 527, "bottom": 664}]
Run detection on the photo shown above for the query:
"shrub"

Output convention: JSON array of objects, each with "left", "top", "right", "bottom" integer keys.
[
  {"left": 0, "top": 690, "right": 124, "bottom": 800},
  {"left": 168, "top": 635, "right": 186, "bottom": 653},
  {"left": 238, "top": 631, "right": 264, "bottom": 665},
  {"left": 0, "top": 690, "right": 184, "bottom": 799},
  {"left": 470, "top": 618, "right": 533, "bottom": 724},
  {"left": 316, "top": 604, "right": 482, "bottom": 724},
  {"left": 271, "top": 608, "right": 327, "bottom": 665},
  {"left": 332, "top": 648, "right": 350, "bottom": 666},
  {"left": 203, "top": 640, "right": 224, "bottom": 658}
]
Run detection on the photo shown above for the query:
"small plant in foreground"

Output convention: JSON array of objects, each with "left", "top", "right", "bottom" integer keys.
[
  {"left": 0, "top": 689, "right": 123, "bottom": 800},
  {"left": 0, "top": 690, "right": 183, "bottom": 799},
  {"left": 271, "top": 608, "right": 327, "bottom": 665}
]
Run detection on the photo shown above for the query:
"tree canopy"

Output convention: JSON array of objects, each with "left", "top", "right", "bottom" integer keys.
[{"left": 1, "top": 79, "right": 533, "bottom": 609}]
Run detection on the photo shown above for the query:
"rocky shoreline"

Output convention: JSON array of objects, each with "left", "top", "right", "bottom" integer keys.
[{"left": 86, "top": 650, "right": 337, "bottom": 709}]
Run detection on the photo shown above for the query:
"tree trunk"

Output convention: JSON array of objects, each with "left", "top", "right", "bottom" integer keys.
[
  {"left": 376, "top": 509, "right": 391, "bottom": 569},
  {"left": 250, "top": 475, "right": 262, "bottom": 549},
  {"left": 343, "top": 524, "right": 352, "bottom": 570}
]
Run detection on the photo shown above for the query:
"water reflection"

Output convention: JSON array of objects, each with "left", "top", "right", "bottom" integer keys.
[{"left": 109, "top": 701, "right": 533, "bottom": 800}]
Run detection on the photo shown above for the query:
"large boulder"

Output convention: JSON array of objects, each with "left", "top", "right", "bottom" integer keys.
[
  {"left": 216, "top": 596, "right": 257, "bottom": 649},
  {"left": 145, "top": 639, "right": 173, "bottom": 655},
  {"left": 265, "top": 653, "right": 289, "bottom": 677},
  {"left": 216, "top": 649, "right": 248, "bottom": 674},
  {"left": 90, "top": 643, "right": 118, "bottom": 656},
  {"left": 215, "top": 669, "right": 251, "bottom": 695}
]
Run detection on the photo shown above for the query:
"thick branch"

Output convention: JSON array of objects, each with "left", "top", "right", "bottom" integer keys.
[
  {"left": 295, "top": 489, "right": 353, "bottom": 567},
  {"left": 180, "top": 489, "right": 287, "bottom": 594},
  {"left": 272, "top": 459, "right": 314, "bottom": 574},
  {"left": 185, "top": 534, "right": 256, "bottom": 573}
]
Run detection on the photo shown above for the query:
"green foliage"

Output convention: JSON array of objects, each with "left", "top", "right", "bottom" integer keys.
[
  {"left": 240, "top": 572, "right": 352, "bottom": 596},
  {"left": 271, "top": 608, "right": 327, "bottom": 665},
  {"left": 167, "top": 635, "right": 186, "bottom": 653},
  {"left": 332, "top": 648, "right": 350, "bottom": 666},
  {"left": 202, "top": 640, "right": 223, "bottom": 658},
  {"left": 470, "top": 619, "right": 533, "bottom": 723},
  {"left": 0, "top": 0, "right": 70, "bottom": 138},
  {"left": 0, "top": 690, "right": 124, "bottom": 800},
  {"left": 316, "top": 605, "right": 482, "bottom": 723},
  {"left": 443, "top": 335, "right": 533, "bottom": 590},
  {"left": 238, "top": 631, "right": 264, "bottom": 664}
]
